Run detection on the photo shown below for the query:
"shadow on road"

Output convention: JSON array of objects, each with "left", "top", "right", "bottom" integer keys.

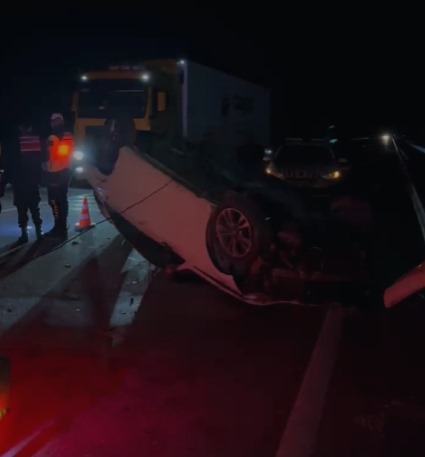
[
  {"left": 0, "top": 242, "right": 22, "bottom": 257},
  {"left": 0, "top": 242, "right": 24, "bottom": 268},
  {"left": 0, "top": 239, "right": 63, "bottom": 280},
  {"left": 80, "top": 237, "right": 133, "bottom": 332}
]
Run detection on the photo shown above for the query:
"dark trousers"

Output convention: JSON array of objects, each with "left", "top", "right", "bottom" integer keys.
[
  {"left": 13, "top": 184, "right": 42, "bottom": 228},
  {"left": 46, "top": 170, "right": 71, "bottom": 228}
]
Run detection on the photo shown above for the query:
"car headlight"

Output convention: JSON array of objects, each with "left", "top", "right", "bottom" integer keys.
[
  {"left": 265, "top": 161, "right": 284, "bottom": 179},
  {"left": 322, "top": 170, "right": 341, "bottom": 180},
  {"left": 381, "top": 134, "right": 391, "bottom": 145},
  {"left": 74, "top": 150, "right": 84, "bottom": 161},
  {"left": 75, "top": 166, "right": 84, "bottom": 173}
]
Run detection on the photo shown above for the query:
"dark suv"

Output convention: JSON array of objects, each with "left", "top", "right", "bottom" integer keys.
[{"left": 264, "top": 139, "right": 348, "bottom": 189}]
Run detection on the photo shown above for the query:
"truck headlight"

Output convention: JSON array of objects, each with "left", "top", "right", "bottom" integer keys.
[
  {"left": 322, "top": 170, "right": 341, "bottom": 180},
  {"left": 74, "top": 150, "right": 84, "bottom": 161}
]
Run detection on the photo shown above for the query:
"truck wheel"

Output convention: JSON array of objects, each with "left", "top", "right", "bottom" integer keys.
[{"left": 206, "top": 192, "right": 273, "bottom": 276}]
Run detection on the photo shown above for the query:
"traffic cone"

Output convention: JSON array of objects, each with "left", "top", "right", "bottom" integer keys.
[{"left": 75, "top": 196, "right": 95, "bottom": 232}]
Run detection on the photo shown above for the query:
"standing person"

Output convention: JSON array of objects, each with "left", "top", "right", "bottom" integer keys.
[
  {"left": 42, "top": 113, "right": 74, "bottom": 239},
  {"left": 6, "top": 121, "right": 44, "bottom": 243}
]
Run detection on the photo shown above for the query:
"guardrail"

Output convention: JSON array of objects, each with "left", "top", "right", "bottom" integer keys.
[
  {"left": 383, "top": 137, "right": 425, "bottom": 308},
  {"left": 392, "top": 138, "right": 425, "bottom": 242}
]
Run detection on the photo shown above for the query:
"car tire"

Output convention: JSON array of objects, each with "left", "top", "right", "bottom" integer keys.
[
  {"left": 94, "top": 115, "right": 137, "bottom": 175},
  {"left": 105, "top": 113, "right": 137, "bottom": 147},
  {"left": 206, "top": 191, "right": 273, "bottom": 276}
]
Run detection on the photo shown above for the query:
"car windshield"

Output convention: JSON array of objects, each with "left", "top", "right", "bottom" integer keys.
[
  {"left": 78, "top": 79, "right": 148, "bottom": 119},
  {"left": 274, "top": 144, "right": 333, "bottom": 166}
]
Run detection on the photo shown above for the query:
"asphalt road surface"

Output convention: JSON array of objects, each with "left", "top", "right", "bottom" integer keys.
[
  {"left": 0, "top": 185, "right": 424, "bottom": 456},
  {"left": 0, "top": 187, "right": 103, "bottom": 248}
]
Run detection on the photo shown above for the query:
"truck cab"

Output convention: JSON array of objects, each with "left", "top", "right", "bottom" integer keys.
[{"left": 71, "top": 60, "right": 177, "bottom": 167}]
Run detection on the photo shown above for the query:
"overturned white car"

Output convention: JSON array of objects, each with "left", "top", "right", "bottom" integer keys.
[{"left": 84, "top": 132, "right": 377, "bottom": 307}]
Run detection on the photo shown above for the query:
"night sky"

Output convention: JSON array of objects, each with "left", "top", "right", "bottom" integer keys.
[{"left": 0, "top": 10, "right": 422, "bottom": 143}]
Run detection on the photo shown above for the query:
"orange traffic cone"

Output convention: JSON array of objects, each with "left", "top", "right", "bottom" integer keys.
[{"left": 75, "top": 196, "right": 95, "bottom": 232}]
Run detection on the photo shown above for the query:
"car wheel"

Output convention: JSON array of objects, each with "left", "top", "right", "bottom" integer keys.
[
  {"left": 94, "top": 115, "right": 137, "bottom": 175},
  {"left": 206, "top": 191, "right": 273, "bottom": 276},
  {"left": 105, "top": 113, "right": 137, "bottom": 147}
]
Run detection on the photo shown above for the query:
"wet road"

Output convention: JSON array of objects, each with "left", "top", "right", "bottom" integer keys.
[{"left": 0, "top": 177, "right": 424, "bottom": 456}]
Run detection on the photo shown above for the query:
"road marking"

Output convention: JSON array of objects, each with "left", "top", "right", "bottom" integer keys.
[
  {"left": 0, "top": 419, "right": 58, "bottom": 457},
  {"left": 409, "top": 143, "right": 425, "bottom": 155},
  {"left": 393, "top": 140, "right": 425, "bottom": 242},
  {"left": 275, "top": 306, "right": 346, "bottom": 457},
  {"left": 108, "top": 249, "right": 154, "bottom": 331}
]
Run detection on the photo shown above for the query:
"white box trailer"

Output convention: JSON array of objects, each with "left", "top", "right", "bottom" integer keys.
[
  {"left": 180, "top": 60, "right": 271, "bottom": 150},
  {"left": 74, "top": 59, "right": 271, "bottom": 170}
]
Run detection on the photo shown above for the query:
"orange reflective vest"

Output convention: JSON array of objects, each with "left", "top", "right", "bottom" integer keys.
[{"left": 43, "top": 132, "right": 74, "bottom": 173}]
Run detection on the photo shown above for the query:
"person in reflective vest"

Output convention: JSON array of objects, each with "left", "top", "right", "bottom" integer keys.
[
  {"left": 42, "top": 113, "right": 74, "bottom": 239},
  {"left": 8, "top": 121, "right": 44, "bottom": 243}
]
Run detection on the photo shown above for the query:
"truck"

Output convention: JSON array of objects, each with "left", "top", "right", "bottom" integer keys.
[{"left": 71, "top": 59, "right": 271, "bottom": 173}]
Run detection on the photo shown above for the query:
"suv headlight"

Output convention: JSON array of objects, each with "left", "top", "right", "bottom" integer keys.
[
  {"left": 322, "top": 170, "right": 341, "bottom": 180},
  {"left": 265, "top": 161, "right": 284, "bottom": 179}
]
